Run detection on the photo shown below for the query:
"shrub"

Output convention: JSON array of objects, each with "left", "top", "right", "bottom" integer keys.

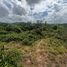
[
  {"left": 22, "top": 34, "right": 35, "bottom": 45},
  {"left": 0, "top": 46, "right": 22, "bottom": 67},
  {"left": 52, "top": 25, "right": 58, "bottom": 30},
  {"left": 5, "top": 25, "right": 22, "bottom": 33}
]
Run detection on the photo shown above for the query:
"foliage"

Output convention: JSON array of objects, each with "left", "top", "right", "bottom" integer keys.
[
  {"left": 0, "top": 22, "right": 67, "bottom": 67},
  {"left": 0, "top": 22, "right": 67, "bottom": 45},
  {"left": 0, "top": 46, "right": 21, "bottom": 67}
]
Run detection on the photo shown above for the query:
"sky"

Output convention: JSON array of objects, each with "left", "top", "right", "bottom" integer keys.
[{"left": 0, "top": 0, "right": 67, "bottom": 23}]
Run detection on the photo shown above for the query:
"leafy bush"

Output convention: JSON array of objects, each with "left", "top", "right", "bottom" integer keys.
[
  {"left": 22, "top": 34, "right": 35, "bottom": 45},
  {"left": 52, "top": 25, "right": 58, "bottom": 30},
  {"left": 5, "top": 25, "right": 22, "bottom": 33},
  {"left": 0, "top": 46, "right": 22, "bottom": 67}
]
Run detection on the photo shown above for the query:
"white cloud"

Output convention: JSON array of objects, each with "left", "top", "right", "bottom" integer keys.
[
  {"left": 0, "top": 0, "right": 67, "bottom": 23},
  {"left": 0, "top": 3, "right": 9, "bottom": 17}
]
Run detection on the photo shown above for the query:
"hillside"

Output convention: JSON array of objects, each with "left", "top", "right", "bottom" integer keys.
[{"left": 0, "top": 22, "right": 67, "bottom": 67}]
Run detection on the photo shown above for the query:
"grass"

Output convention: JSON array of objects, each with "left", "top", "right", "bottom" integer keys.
[{"left": 0, "top": 37, "right": 67, "bottom": 67}]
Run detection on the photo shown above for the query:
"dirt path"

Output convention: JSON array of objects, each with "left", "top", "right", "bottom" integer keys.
[{"left": 4, "top": 39, "right": 67, "bottom": 67}]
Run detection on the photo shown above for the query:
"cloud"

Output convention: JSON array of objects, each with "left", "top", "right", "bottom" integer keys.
[
  {"left": 3, "top": 0, "right": 13, "bottom": 9},
  {"left": 63, "top": 0, "right": 67, "bottom": 3},
  {"left": 0, "top": 0, "right": 67, "bottom": 23},
  {"left": 45, "top": 3, "right": 67, "bottom": 23},
  {"left": 26, "top": 0, "right": 43, "bottom": 6},
  {"left": 32, "top": 11, "right": 48, "bottom": 20},
  {"left": 0, "top": 4, "right": 9, "bottom": 18},
  {"left": 13, "top": 5, "right": 27, "bottom": 16}
]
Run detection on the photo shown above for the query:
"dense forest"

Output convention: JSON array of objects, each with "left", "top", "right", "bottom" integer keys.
[{"left": 0, "top": 22, "right": 67, "bottom": 67}]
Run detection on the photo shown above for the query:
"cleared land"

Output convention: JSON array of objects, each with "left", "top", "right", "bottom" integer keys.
[{"left": 0, "top": 22, "right": 67, "bottom": 67}]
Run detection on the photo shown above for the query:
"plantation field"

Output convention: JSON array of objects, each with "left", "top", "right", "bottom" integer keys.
[{"left": 0, "top": 22, "right": 67, "bottom": 67}]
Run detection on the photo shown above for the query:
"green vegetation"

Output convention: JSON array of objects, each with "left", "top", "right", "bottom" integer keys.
[
  {"left": 0, "top": 22, "right": 67, "bottom": 67},
  {"left": 0, "top": 45, "right": 22, "bottom": 67},
  {"left": 0, "top": 22, "right": 67, "bottom": 45}
]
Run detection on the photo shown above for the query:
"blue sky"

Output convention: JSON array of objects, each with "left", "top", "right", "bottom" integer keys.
[{"left": 0, "top": 0, "right": 67, "bottom": 23}]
